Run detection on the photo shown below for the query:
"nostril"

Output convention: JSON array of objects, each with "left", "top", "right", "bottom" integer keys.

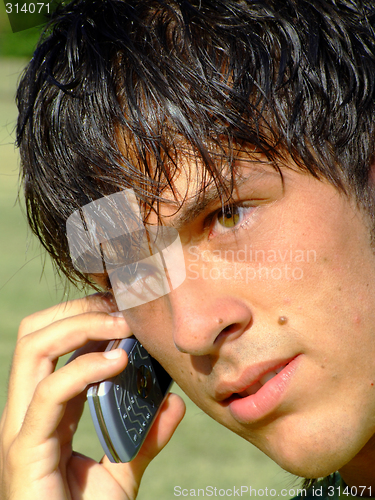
[
  {"left": 222, "top": 323, "right": 240, "bottom": 334},
  {"left": 214, "top": 322, "right": 242, "bottom": 343}
]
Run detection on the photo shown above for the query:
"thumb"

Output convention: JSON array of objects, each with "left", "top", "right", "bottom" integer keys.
[{"left": 102, "top": 393, "right": 186, "bottom": 494}]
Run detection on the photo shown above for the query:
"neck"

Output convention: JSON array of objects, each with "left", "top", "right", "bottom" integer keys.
[{"left": 339, "top": 435, "right": 375, "bottom": 497}]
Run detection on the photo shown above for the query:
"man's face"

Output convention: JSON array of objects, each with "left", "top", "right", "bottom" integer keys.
[{"left": 120, "top": 157, "right": 375, "bottom": 478}]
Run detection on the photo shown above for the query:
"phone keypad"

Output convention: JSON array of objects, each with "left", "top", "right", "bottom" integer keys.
[
  {"left": 115, "top": 384, "right": 123, "bottom": 408},
  {"left": 113, "top": 342, "right": 164, "bottom": 448}
]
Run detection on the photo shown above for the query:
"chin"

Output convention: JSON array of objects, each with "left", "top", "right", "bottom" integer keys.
[
  {"left": 242, "top": 414, "right": 368, "bottom": 479},
  {"left": 271, "top": 449, "right": 343, "bottom": 479}
]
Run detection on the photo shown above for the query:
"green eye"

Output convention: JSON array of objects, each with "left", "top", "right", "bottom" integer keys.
[{"left": 217, "top": 206, "right": 240, "bottom": 228}]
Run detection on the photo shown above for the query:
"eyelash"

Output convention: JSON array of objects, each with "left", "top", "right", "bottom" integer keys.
[{"left": 208, "top": 203, "right": 256, "bottom": 238}]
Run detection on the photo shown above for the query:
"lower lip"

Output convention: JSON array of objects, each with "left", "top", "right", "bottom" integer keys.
[{"left": 228, "top": 355, "right": 301, "bottom": 423}]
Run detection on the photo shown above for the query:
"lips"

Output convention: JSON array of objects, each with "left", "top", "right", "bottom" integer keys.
[
  {"left": 215, "top": 355, "right": 301, "bottom": 423},
  {"left": 237, "top": 365, "right": 286, "bottom": 398}
]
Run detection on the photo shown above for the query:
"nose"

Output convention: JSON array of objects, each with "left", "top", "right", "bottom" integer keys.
[{"left": 167, "top": 281, "right": 252, "bottom": 356}]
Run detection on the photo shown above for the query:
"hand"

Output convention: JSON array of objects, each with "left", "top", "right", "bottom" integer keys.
[{"left": 0, "top": 293, "right": 185, "bottom": 500}]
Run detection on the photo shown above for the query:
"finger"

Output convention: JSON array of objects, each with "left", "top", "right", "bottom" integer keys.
[
  {"left": 57, "top": 389, "right": 91, "bottom": 451},
  {"left": 0, "top": 403, "right": 7, "bottom": 436},
  {"left": 17, "top": 311, "right": 130, "bottom": 363},
  {"left": 134, "top": 393, "right": 186, "bottom": 464},
  {"left": 17, "top": 292, "right": 118, "bottom": 339},
  {"left": 102, "top": 393, "right": 186, "bottom": 495},
  {"left": 14, "top": 349, "right": 128, "bottom": 463},
  {"left": 5, "top": 313, "right": 130, "bottom": 442}
]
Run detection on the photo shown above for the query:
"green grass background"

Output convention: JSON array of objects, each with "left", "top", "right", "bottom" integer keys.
[{"left": 0, "top": 11, "right": 301, "bottom": 496}]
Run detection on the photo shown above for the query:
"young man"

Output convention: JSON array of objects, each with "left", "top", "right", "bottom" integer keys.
[{"left": 2, "top": 0, "right": 375, "bottom": 498}]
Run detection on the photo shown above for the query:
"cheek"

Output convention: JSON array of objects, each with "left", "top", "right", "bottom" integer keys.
[
  {"left": 253, "top": 209, "right": 375, "bottom": 331},
  {"left": 123, "top": 304, "right": 191, "bottom": 379},
  {"left": 124, "top": 307, "right": 213, "bottom": 409}
]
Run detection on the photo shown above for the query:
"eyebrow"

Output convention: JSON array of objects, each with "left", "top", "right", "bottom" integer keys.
[{"left": 163, "top": 168, "right": 269, "bottom": 232}]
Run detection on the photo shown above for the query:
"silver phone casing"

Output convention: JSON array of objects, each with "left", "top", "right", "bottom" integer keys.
[{"left": 87, "top": 337, "right": 172, "bottom": 463}]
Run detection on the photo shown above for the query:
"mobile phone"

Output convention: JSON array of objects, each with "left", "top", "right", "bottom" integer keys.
[{"left": 82, "top": 337, "right": 172, "bottom": 463}]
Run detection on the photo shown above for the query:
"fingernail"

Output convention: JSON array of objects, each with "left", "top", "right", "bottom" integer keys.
[{"left": 103, "top": 348, "right": 123, "bottom": 359}]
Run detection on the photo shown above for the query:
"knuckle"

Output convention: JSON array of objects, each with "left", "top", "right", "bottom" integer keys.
[
  {"left": 0, "top": 408, "right": 7, "bottom": 434},
  {"left": 1, "top": 433, "right": 21, "bottom": 478},
  {"left": 6, "top": 440, "right": 19, "bottom": 468},
  {"left": 33, "top": 377, "right": 54, "bottom": 405},
  {"left": 17, "top": 316, "right": 33, "bottom": 339},
  {"left": 17, "top": 308, "right": 48, "bottom": 339},
  {"left": 13, "top": 333, "right": 33, "bottom": 358}
]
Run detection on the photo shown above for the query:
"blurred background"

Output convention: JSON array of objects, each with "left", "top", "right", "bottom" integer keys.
[{"left": 0, "top": 2, "right": 298, "bottom": 497}]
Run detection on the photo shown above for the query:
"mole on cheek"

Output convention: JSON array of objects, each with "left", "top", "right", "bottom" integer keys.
[{"left": 278, "top": 316, "right": 288, "bottom": 325}]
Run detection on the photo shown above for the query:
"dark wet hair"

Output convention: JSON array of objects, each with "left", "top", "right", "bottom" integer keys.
[{"left": 16, "top": 0, "right": 375, "bottom": 287}]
